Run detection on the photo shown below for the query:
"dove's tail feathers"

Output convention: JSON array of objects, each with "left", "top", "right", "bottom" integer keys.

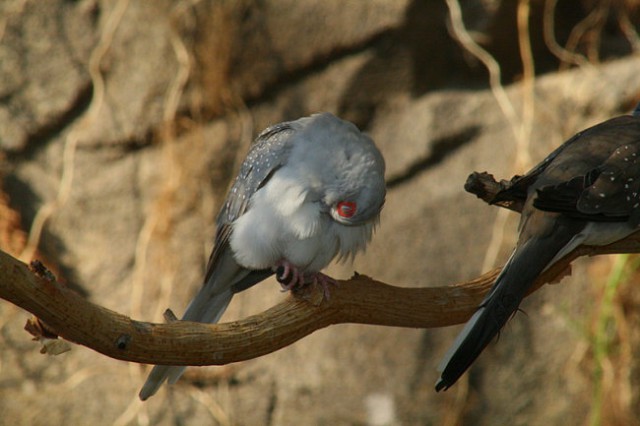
[
  {"left": 181, "top": 285, "right": 234, "bottom": 323},
  {"left": 139, "top": 365, "right": 186, "bottom": 401},
  {"left": 138, "top": 289, "right": 234, "bottom": 401},
  {"left": 435, "top": 224, "right": 582, "bottom": 391},
  {"left": 139, "top": 250, "right": 275, "bottom": 400},
  {"left": 139, "top": 248, "right": 245, "bottom": 401}
]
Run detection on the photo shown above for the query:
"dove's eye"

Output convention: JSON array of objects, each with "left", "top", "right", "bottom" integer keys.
[{"left": 336, "top": 201, "right": 357, "bottom": 218}]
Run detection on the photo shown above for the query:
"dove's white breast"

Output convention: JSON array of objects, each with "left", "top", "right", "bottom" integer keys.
[{"left": 229, "top": 165, "right": 374, "bottom": 272}]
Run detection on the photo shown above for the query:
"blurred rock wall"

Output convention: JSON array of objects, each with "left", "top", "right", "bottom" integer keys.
[{"left": 1, "top": 0, "right": 639, "bottom": 425}]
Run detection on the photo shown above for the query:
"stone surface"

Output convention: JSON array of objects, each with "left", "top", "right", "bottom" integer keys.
[{"left": 0, "top": 0, "right": 96, "bottom": 150}]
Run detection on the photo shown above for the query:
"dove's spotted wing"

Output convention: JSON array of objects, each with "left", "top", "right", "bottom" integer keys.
[
  {"left": 140, "top": 122, "right": 297, "bottom": 400},
  {"left": 533, "top": 116, "right": 640, "bottom": 225}
]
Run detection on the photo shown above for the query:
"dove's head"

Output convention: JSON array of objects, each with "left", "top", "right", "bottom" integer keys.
[
  {"left": 324, "top": 144, "right": 386, "bottom": 227},
  {"left": 289, "top": 112, "right": 386, "bottom": 227}
]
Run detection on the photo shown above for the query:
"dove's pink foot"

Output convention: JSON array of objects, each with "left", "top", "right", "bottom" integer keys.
[
  {"left": 311, "top": 272, "right": 338, "bottom": 300},
  {"left": 274, "top": 260, "right": 305, "bottom": 291},
  {"left": 274, "top": 260, "right": 338, "bottom": 299}
]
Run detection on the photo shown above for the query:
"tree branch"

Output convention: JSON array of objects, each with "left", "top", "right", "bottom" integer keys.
[
  {"left": 2, "top": 171, "right": 639, "bottom": 366},
  {"left": 2, "top": 222, "right": 640, "bottom": 366}
]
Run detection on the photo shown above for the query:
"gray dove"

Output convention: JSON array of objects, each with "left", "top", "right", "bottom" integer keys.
[
  {"left": 436, "top": 104, "right": 640, "bottom": 391},
  {"left": 139, "top": 112, "right": 386, "bottom": 400}
]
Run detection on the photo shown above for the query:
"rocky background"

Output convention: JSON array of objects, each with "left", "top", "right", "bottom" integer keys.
[{"left": 1, "top": 0, "right": 640, "bottom": 425}]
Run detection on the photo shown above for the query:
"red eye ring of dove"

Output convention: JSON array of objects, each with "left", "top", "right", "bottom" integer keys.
[{"left": 336, "top": 201, "right": 357, "bottom": 218}]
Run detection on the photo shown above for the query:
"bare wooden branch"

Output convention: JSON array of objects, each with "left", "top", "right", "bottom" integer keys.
[
  {"left": 464, "top": 171, "right": 525, "bottom": 213},
  {"left": 2, "top": 228, "right": 640, "bottom": 367}
]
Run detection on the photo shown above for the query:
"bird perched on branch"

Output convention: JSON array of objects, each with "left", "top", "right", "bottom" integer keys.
[
  {"left": 139, "top": 112, "right": 386, "bottom": 400},
  {"left": 436, "top": 103, "right": 640, "bottom": 391}
]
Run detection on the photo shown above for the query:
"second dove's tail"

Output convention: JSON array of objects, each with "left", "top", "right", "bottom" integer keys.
[{"left": 435, "top": 223, "right": 581, "bottom": 391}]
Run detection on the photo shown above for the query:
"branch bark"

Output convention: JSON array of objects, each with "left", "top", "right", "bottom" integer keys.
[
  {"left": 0, "top": 174, "right": 638, "bottom": 365},
  {"left": 1, "top": 229, "right": 640, "bottom": 366}
]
